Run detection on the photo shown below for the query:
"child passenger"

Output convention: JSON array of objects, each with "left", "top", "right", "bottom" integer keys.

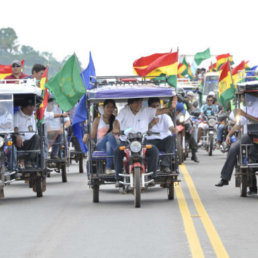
[{"left": 91, "top": 99, "right": 118, "bottom": 174}]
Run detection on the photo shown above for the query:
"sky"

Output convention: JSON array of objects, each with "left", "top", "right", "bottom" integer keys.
[{"left": 1, "top": 0, "right": 257, "bottom": 75}]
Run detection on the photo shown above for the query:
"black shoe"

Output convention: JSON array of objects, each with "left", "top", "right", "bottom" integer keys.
[
  {"left": 191, "top": 155, "right": 199, "bottom": 163},
  {"left": 162, "top": 167, "right": 171, "bottom": 173},
  {"left": 247, "top": 188, "right": 258, "bottom": 195},
  {"left": 215, "top": 179, "right": 229, "bottom": 187},
  {"left": 51, "top": 155, "right": 59, "bottom": 160}
]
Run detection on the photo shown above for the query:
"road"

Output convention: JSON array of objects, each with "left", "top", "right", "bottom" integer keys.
[{"left": 0, "top": 149, "right": 258, "bottom": 258}]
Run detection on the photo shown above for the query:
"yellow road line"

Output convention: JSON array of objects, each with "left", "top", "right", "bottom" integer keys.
[
  {"left": 175, "top": 184, "right": 205, "bottom": 258},
  {"left": 180, "top": 164, "right": 229, "bottom": 258}
]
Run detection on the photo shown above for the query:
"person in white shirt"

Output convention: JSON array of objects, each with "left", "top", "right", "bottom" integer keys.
[
  {"left": 113, "top": 96, "right": 177, "bottom": 181},
  {"left": 215, "top": 93, "right": 258, "bottom": 188},
  {"left": 14, "top": 98, "right": 40, "bottom": 168},
  {"left": 146, "top": 98, "right": 177, "bottom": 173}
]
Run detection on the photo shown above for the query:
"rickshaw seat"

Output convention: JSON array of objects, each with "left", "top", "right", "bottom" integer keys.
[{"left": 92, "top": 151, "right": 110, "bottom": 160}]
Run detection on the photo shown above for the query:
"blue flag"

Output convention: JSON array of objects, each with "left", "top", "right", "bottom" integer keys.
[
  {"left": 80, "top": 52, "right": 96, "bottom": 89},
  {"left": 72, "top": 52, "right": 96, "bottom": 153},
  {"left": 246, "top": 65, "right": 258, "bottom": 81}
]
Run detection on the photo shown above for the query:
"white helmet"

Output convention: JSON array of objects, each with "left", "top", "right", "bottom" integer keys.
[{"left": 187, "top": 91, "right": 194, "bottom": 97}]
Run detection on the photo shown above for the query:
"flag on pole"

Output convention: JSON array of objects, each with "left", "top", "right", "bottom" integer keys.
[
  {"left": 177, "top": 57, "right": 188, "bottom": 78},
  {"left": 194, "top": 48, "right": 211, "bottom": 66},
  {"left": 36, "top": 67, "right": 49, "bottom": 125},
  {"left": 218, "top": 61, "right": 235, "bottom": 109},
  {"left": 231, "top": 61, "right": 246, "bottom": 85},
  {"left": 72, "top": 52, "right": 96, "bottom": 153},
  {"left": 216, "top": 53, "right": 233, "bottom": 70},
  {"left": 133, "top": 52, "right": 178, "bottom": 88},
  {"left": 81, "top": 52, "right": 96, "bottom": 89},
  {"left": 46, "top": 54, "right": 86, "bottom": 112}
]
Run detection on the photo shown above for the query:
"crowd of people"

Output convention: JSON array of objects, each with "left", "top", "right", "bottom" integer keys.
[{"left": 1, "top": 59, "right": 258, "bottom": 195}]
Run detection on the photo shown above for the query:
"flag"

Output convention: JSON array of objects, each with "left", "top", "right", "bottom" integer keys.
[
  {"left": 0, "top": 60, "right": 25, "bottom": 79},
  {"left": 231, "top": 61, "right": 246, "bottom": 85},
  {"left": 81, "top": 52, "right": 96, "bottom": 89},
  {"left": 216, "top": 53, "right": 233, "bottom": 70},
  {"left": 133, "top": 52, "right": 178, "bottom": 88},
  {"left": 72, "top": 95, "right": 88, "bottom": 153},
  {"left": 46, "top": 54, "right": 86, "bottom": 112},
  {"left": 36, "top": 67, "right": 49, "bottom": 125},
  {"left": 218, "top": 61, "right": 235, "bottom": 108},
  {"left": 209, "top": 63, "right": 217, "bottom": 72},
  {"left": 194, "top": 48, "right": 211, "bottom": 66},
  {"left": 72, "top": 52, "right": 96, "bottom": 153},
  {"left": 245, "top": 65, "right": 258, "bottom": 81},
  {"left": 177, "top": 57, "right": 188, "bottom": 78}
]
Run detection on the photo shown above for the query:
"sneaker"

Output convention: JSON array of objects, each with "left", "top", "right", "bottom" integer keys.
[
  {"left": 163, "top": 167, "right": 171, "bottom": 173},
  {"left": 25, "top": 161, "right": 33, "bottom": 169},
  {"left": 197, "top": 141, "right": 203, "bottom": 147},
  {"left": 51, "top": 155, "right": 59, "bottom": 160},
  {"left": 115, "top": 180, "right": 121, "bottom": 187},
  {"left": 105, "top": 169, "right": 114, "bottom": 174}
]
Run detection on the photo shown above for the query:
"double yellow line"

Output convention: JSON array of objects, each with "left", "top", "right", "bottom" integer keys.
[{"left": 175, "top": 164, "right": 229, "bottom": 258}]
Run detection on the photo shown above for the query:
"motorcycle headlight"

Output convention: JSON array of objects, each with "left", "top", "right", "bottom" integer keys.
[
  {"left": 179, "top": 115, "right": 185, "bottom": 123},
  {"left": 208, "top": 118, "right": 217, "bottom": 127},
  {"left": 0, "top": 136, "right": 4, "bottom": 148},
  {"left": 130, "top": 141, "right": 142, "bottom": 153}
]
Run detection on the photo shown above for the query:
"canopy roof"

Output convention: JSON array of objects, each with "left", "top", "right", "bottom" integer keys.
[
  {"left": 237, "top": 80, "right": 258, "bottom": 93},
  {"left": 86, "top": 83, "right": 176, "bottom": 101}
]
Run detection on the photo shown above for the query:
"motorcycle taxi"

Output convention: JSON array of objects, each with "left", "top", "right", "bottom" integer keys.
[
  {"left": 45, "top": 100, "right": 69, "bottom": 182},
  {"left": 234, "top": 81, "right": 258, "bottom": 197},
  {"left": 0, "top": 79, "right": 47, "bottom": 198},
  {"left": 86, "top": 76, "right": 180, "bottom": 208}
]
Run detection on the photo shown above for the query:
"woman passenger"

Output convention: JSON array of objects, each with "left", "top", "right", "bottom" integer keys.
[{"left": 91, "top": 99, "right": 118, "bottom": 174}]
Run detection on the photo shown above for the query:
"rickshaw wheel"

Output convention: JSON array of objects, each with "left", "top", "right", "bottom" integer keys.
[
  {"left": 134, "top": 168, "right": 141, "bottom": 208},
  {"left": 208, "top": 136, "right": 213, "bottom": 156},
  {"left": 62, "top": 164, "right": 67, "bottom": 183},
  {"left": 0, "top": 188, "right": 4, "bottom": 199},
  {"left": 240, "top": 173, "right": 247, "bottom": 197},
  {"left": 168, "top": 182, "right": 174, "bottom": 200},
  {"left": 93, "top": 185, "right": 99, "bottom": 203},
  {"left": 35, "top": 177, "right": 43, "bottom": 198},
  {"left": 79, "top": 157, "right": 83, "bottom": 173}
]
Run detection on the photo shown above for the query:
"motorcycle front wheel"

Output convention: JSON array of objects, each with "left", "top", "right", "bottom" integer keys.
[{"left": 133, "top": 167, "right": 141, "bottom": 208}]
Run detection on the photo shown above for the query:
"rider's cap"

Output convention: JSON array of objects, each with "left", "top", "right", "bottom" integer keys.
[
  {"left": 208, "top": 91, "right": 215, "bottom": 97},
  {"left": 11, "top": 60, "right": 21, "bottom": 67},
  {"left": 21, "top": 98, "right": 35, "bottom": 107},
  {"left": 187, "top": 91, "right": 194, "bottom": 96}
]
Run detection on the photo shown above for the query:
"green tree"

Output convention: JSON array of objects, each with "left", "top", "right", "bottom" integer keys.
[{"left": 0, "top": 27, "right": 19, "bottom": 54}]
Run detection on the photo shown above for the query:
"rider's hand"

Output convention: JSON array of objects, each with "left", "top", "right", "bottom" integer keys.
[
  {"left": 61, "top": 112, "right": 69, "bottom": 118},
  {"left": 172, "top": 127, "right": 178, "bottom": 134},
  {"left": 150, "top": 118, "right": 159, "bottom": 127},
  {"left": 16, "top": 135, "right": 23, "bottom": 148},
  {"left": 226, "top": 135, "right": 231, "bottom": 146},
  {"left": 83, "top": 134, "right": 88, "bottom": 143},
  {"left": 112, "top": 128, "right": 120, "bottom": 135},
  {"left": 170, "top": 96, "right": 178, "bottom": 109}
]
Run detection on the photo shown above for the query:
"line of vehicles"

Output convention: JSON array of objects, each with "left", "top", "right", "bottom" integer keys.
[{"left": 0, "top": 73, "right": 258, "bottom": 207}]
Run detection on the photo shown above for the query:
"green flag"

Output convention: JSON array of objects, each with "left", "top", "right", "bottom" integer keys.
[
  {"left": 194, "top": 48, "right": 211, "bottom": 66},
  {"left": 153, "top": 73, "right": 177, "bottom": 89},
  {"left": 46, "top": 54, "right": 86, "bottom": 111}
]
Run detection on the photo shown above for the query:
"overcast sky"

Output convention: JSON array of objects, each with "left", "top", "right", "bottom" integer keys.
[{"left": 1, "top": 0, "right": 257, "bottom": 75}]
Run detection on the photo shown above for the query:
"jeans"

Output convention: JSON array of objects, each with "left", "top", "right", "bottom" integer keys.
[
  {"left": 114, "top": 140, "right": 159, "bottom": 180},
  {"left": 217, "top": 123, "right": 225, "bottom": 143},
  {"left": 220, "top": 134, "right": 252, "bottom": 181},
  {"left": 96, "top": 133, "right": 117, "bottom": 169},
  {"left": 52, "top": 131, "right": 68, "bottom": 157},
  {"left": 7, "top": 145, "right": 17, "bottom": 170}
]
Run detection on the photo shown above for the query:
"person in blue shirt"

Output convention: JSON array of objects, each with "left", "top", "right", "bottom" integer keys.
[{"left": 197, "top": 95, "right": 219, "bottom": 146}]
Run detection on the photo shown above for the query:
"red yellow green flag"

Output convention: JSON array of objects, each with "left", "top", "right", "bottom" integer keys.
[
  {"left": 216, "top": 54, "right": 233, "bottom": 70},
  {"left": 218, "top": 61, "right": 235, "bottom": 108},
  {"left": 0, "top": 60, "right": 25, "bottom": 79},
  {"left": 36, "top": 67, "right": 49, "bottom": 125},
  {"left": 209, "top": 63, "right": 217, "bottom": 72},
  {"left": 231, "top": 61, "right": 246, "bottom": 85},
  {"left": 133, "top": 52, "right": 178, "bottom": 87},
  {"left": 177, "top": 57, "right": 188, "bottom": 78}
]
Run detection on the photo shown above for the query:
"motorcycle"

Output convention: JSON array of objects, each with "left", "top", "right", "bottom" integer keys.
[
  {"left": 201, "top": 115, "right": 217, "bottom": 156},
  {"left": 118, "top": 130, "right": 161, "bottom": 208}
]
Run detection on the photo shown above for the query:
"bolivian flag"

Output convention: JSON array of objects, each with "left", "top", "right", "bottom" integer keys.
[
  {"left": 36, "top": 67, "right": 49, "bottom": 125},
  {"left": 177, "top": 57, "right": 188, "bottom": 78},
  {"left": 216, "top": 53, "right": 233, "bottom": 70},
  {"left": 0, "top": 60, "right": 25, "bottom": 79},
  {"left": 209, "top": 63, "right": 217, "bottom": 72},
  {"left": 231, "top": 61, "right": 246, "bottom": 86},
  {"left": 133, "top": 52, "right": 178, "bottom": 87},
  {"left": 218, "top": 61, "right": 235, "bottom": 109}
]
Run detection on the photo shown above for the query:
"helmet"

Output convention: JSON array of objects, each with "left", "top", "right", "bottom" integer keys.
[{"left": 187, "top": 91, "right": 194, "bottom": 97}]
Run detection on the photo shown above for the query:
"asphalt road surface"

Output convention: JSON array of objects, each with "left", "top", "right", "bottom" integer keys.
[{"left": 1, "top": 149, "right": 258, "bottom": 258}]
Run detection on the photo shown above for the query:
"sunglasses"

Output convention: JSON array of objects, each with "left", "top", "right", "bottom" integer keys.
[{"left": 12, "top": 65, "right": 21, "bottom": 68}]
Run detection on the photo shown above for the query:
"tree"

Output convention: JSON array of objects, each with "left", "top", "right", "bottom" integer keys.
[{"left": 0, "top": 27, "right": 19, "bottom": 54}]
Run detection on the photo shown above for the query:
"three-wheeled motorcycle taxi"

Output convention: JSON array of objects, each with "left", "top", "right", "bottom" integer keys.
[
  {"left": 0, "top": 79, "right": 47, "bottom": 198},
  {"left": 234, "top": 80, "right": 258, "bottom": 197},
  {"left": 86, "top": 76, "right": 180, "bottom": 208}
]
